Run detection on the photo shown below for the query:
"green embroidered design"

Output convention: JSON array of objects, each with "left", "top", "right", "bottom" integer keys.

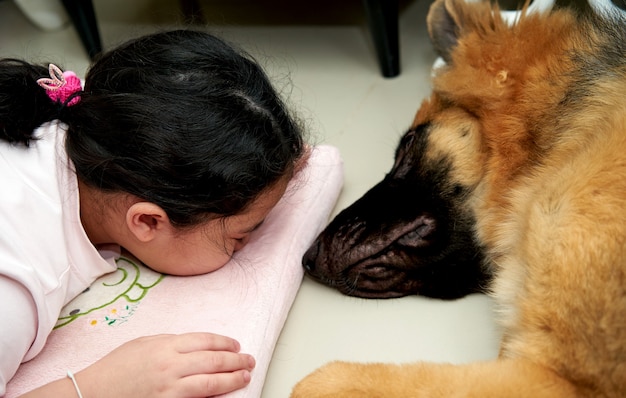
[{"left": 55, "top": 256, "right": 164, "bottom": 328}]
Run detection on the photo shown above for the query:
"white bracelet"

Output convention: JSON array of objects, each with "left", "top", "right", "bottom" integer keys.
[{"left": 66, "top": 370, "right": 84, "bottom": 398}]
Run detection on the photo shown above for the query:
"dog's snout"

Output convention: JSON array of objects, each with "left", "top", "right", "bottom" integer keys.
[{"left": 302, "top": 240, "right": 320, "bottom": 273}]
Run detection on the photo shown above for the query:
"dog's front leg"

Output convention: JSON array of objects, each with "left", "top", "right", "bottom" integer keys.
[{"left": 290, "top": 359, "right": 579, "bottom": 398}]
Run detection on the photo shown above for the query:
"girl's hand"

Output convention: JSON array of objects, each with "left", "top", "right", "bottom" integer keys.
[{"left": 76, "top": 333, "right": 255, "bottom": 397}]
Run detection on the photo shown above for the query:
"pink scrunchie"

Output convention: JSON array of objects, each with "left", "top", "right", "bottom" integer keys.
[{"left": 36, "top": 64, "right": 82, "bottom": 106}]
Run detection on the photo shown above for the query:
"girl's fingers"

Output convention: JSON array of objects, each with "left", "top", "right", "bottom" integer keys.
[
  {"left": 181, "top": 351, "right": 256, "bottom": 375},
  {"left": 180, "top": 369, "right": 253, "bottom": 397},
  {"left": 172, "top": 332, "right": 242, "bottom": 354}
]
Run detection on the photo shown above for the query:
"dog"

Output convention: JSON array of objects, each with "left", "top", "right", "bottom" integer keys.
[{"left": 292, "top": 0, "right": 626, "bottom": 396}]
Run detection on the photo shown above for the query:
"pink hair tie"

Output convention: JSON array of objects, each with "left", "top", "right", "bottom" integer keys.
[{"left": 36, "top": 64, "right": 82, "bottom": 106}]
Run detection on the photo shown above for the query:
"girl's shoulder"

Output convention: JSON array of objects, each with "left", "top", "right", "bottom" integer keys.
[{"left": 2, "top": 121, "right": 66, "bottom": 190}]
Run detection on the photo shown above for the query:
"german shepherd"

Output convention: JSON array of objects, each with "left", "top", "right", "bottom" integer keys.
[{"left": 293, "top": 0, "right": 626, "bottom": 396}]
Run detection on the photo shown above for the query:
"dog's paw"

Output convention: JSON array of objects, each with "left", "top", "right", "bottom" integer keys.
[{"left": 290, "top": 361, "right": 383, "bottom": 398}]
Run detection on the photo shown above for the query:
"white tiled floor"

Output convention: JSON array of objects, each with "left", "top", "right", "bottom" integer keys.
[{"left": 0, "top": 0, "right": 499, "bottom": 396}]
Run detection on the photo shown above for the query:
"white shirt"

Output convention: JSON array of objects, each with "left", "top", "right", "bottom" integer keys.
[{"left": 0, "top": 121, "right": 118, "bottom": 394}]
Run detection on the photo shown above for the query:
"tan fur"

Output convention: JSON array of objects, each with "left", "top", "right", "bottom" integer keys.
[{"left": 292, "top": 1, "right": 626, "bottom": 396}]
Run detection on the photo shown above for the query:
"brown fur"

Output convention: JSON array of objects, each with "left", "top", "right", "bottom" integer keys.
[{"left": 291, "top": 0, "right": 626, "bottom": 396}]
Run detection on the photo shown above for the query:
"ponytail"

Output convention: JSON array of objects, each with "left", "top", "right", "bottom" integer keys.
[{"left": 0, "top": 59, "right": 60, "bottom": 146}]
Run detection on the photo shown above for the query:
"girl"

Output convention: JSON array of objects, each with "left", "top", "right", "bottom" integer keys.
[{"left": 0, "top": 29, "right": 305, "bottom": 397}]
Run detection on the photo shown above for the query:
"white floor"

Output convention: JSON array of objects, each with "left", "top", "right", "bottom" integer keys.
[{"left": 0, "top": 0, "right": 500, "bottom": 396}]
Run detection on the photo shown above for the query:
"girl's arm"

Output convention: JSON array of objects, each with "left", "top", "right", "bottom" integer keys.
[
  {"left": 19, "top": 333, "right": 255, "bottom": 398},
  {"left": 0, "top": 276, "right": 38, "bottom": 395}
]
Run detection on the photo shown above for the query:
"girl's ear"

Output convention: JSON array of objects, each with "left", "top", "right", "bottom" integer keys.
[{"left": 125, "top": 202, "right": 170, "bottom": 243}]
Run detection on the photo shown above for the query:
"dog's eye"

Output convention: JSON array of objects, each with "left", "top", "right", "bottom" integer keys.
[
  {"left": 393, "top": 129, "right": 418, "bottom": 166},
  {"left": 402, "top": 123, "right": 430, "bottom": 150},
  {"left": 403, "top": 131, "right": 416, "bottom": 148}
]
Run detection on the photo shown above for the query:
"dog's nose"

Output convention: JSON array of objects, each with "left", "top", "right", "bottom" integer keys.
[{"left": 302, "top": 240, "right": 320, "bottom": 273}]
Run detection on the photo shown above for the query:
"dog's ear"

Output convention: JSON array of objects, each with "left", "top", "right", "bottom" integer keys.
[
  {"left": 427, "top": 0, "right": 461, "bottom": 63},
  {"left": 428, "top": 0, "right": 491, "bottom": 64}
]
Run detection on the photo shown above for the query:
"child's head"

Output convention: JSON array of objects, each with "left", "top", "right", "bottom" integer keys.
[{"left": 0, "top": 30, "right": 306, "bottom": 274}]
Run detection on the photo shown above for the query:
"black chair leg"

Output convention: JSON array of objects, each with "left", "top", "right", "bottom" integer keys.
[
  {"left": 61, "top": 0, "right": 103, "bottom": 59},
  {"left": 363, "top": 0, "right": 400, "bottom": 78},
  {"left": 180, "top": 0, "right": 205, "bottom": 24}
]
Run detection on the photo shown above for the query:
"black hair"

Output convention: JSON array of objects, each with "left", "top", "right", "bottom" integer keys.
[
  {"left": 0, "top": 60, "right": 59, "bottom": 144},
  {"left": 0, "top": 30, "right": 305, "bottom": 228}
]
